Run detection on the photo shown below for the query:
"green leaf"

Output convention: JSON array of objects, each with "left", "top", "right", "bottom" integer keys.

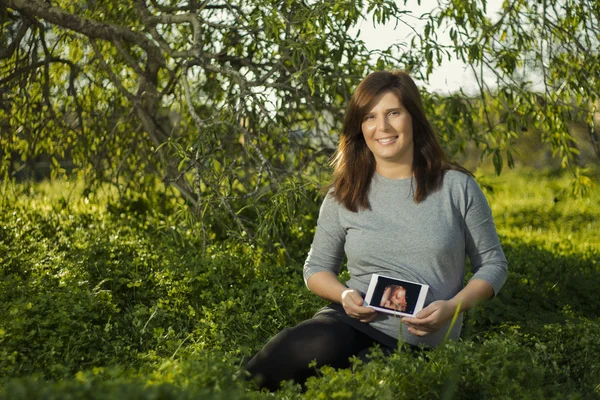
[{"left": 493, "top": 150, "right": 503, "bottom": 175}]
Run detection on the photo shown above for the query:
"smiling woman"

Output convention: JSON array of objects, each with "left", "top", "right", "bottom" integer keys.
[
  {"left": 361, "top": 91, "right": 414, "bottom": 178},
  {"left": 245, "top": 71, "right": 508, "bottom": 391}
]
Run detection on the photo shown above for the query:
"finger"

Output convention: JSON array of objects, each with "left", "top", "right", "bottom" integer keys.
[
  {"left": 351, "top": 309, "right": 376, "bottom": 321},
  {"left": 359, "top": 308, "right": 378, "bottom": 322},
  {"left": 355, "top": 305, "right": 376, "bottom": 314},
  {"left": 343, "top": 307, "right": 360, "bottom": 319},
  {"left": 356, "top": 312, "right": 376, "bottom": 321},
  {"left": 407, "top": 325, "right": 431, "bottom": 334},
  {"left": 344, "top": 304, "right": 369, "bottom": 319},
  {"left": 408, "top": 326, "right": 430, "bottom": 337},
  {"left": 404, "top": 314, "right": 436, "bottom": 327},
  {"left": 344, "top": 301, "right": 377, "bottom": 315},
  {"left": 402, "top": 318, "right": 435, "bottom": 332},
  {"left": 360, "top": 313, "right": 377, "bottom": 323},
  {"left": 415, "top": 303, "right": 438, "bottom": 319},
  {"left": 401, "top": 317, "right": 426, "bottom": 327},
  {"left": 346, "top": 304, "right": 376, "bottom": 320}
]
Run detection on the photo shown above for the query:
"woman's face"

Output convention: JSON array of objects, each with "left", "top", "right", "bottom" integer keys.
[{"left": 361, "top": 91, "right": 414, "bottom": 170}]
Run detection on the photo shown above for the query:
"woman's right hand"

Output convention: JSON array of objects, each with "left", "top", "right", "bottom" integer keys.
[
  {"left": 341, "top": 289, "right": 377, "bottom": 323},
  {"left": 306, "top": 272, "right": 377, "bottom": 323}
]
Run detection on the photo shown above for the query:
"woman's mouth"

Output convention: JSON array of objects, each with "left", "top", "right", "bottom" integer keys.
[{"left": 377, "top": 137, "right": 398, "bottom": 145}]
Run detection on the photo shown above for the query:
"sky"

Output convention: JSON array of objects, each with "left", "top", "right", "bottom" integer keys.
[{"left": 349, "top": 0, "right": 505, "bottom": 95}]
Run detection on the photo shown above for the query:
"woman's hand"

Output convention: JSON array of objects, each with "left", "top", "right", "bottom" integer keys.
[
  {"left": 341, "top": 289, "right": 377, "bottom": 323},
  {"left": 401, "top": 280, "right": 494, "bottom": 336},
  {"left": 400, "top": 299, "right": 459, "bottom": 336}
]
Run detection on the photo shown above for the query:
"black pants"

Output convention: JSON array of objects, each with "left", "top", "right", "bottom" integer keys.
[{"left": 245, "top": 313, "right": 394, "bottom": 391}]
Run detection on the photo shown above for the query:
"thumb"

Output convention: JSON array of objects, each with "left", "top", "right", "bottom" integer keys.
[{"left": 416, "top": 302, "right": 437, "bottom": 319}]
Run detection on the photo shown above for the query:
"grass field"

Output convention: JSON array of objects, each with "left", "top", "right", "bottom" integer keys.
[{"left": 0, "top": 168, "right": 598, "bottom": 399}]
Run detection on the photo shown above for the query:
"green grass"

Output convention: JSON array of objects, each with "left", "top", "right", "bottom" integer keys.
[{"left": 0, "top": 168, "right": 599, "bottom": 399}]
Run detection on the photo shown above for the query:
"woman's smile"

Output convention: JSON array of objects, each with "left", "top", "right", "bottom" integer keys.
[
  {"left": 361, "top": 91, "right": 414, "bottom": 176},
  {"left": 376, "top": 136, "right": 398, "bottom": 145}
]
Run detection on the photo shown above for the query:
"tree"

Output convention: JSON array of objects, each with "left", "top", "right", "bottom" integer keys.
[
  {"left": 1, "top": 0, "right": 598, "bottom": 246},
  {"left": 414, "top": 0, "right": 600, "bottom": 188},
  {"left": 0, "top": 0, "right": 394, "bottom": 245}
]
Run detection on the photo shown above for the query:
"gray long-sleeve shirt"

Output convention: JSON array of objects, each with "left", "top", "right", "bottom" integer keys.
[{"left": 303, "top": 170, "right": 508, "bottom": 348}]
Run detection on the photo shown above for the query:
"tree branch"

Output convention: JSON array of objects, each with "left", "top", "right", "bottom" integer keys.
[
  {"left": 0, "top": 14, "right": 31, "bottom": 59},
  {"left": 133, "top": 0, "right": 202, "bottom": 58},
  {"left": 0, "top": 57, "right": 74, "bottom": 85},
  {"left": 89, "top": 39, "right": 136, "bottom": 103},
  {"left": 0, "top": 0, "right": 165, "bottom": 67}
]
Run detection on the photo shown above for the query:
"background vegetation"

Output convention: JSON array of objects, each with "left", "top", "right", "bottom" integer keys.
[
  {"left": 0, "top": 167, "right": 599, "bottom": 398},
  {"left": 1, "top": 0, "right": 599, "bottom": 398},
  {"left": 2, "top": 0, "right": 599, "bottom": 240}
]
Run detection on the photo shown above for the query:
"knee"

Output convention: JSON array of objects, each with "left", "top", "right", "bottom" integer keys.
[{"left": 244, "top": 319, "right": 345, "bottom": 390}]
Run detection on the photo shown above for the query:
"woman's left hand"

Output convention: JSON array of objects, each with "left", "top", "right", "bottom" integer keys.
[{"left": 401, "top": 300, "right": 459, "bottom": 337}]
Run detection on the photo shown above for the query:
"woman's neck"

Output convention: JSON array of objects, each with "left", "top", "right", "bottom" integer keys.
[{"left": 375, "top": 162, "right": 413, "bottom": 179}]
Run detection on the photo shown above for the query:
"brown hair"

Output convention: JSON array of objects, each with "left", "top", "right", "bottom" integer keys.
[{"left": 329, "top": 70, "right": 471, "bottom": 211}]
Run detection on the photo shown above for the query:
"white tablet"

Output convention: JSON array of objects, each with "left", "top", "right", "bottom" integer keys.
[{"left": 364, "top": 274, "right": 429, "bottom": 318}]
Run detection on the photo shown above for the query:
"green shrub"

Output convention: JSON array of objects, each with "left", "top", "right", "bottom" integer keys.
[{"left": 1, "top": 169, "right": 599, "bottom": 398}]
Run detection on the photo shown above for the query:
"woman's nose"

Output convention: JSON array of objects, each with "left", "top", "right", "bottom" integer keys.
[{"left": 377, "top": 116, "right": 390, "bottom": 132}]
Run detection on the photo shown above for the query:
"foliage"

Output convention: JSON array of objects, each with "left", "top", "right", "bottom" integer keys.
[
  {"left": 0, "top": 0, "right": 391, "bottom": 242},
  {"left": 0, "top": 168, "right": 599, "bottom": 398},
  {"left": 0, "top": 181, "right": 319, "bottom": 381},
  {"left": 1, "top": 0, "right": 598, "bottom": 244},
  {"left": 414, "top": 0, "right": 600, "bottom": 192}
]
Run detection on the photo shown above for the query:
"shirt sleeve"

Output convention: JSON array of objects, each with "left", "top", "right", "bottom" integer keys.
[
  {"left": 302, "top": 192, "right": 347, "bottom": 286},
  {"left": 463, "top": 176, "right": 508, "bottom": 296}
]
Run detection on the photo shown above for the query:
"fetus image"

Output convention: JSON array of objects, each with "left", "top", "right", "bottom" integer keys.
[{"left": 380, "top": 284, "right": 408, "bottom": 312}]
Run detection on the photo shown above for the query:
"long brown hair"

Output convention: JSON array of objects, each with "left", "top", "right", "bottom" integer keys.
[{"left": 330, "top": 70, "right": 471, "bottom": 211}]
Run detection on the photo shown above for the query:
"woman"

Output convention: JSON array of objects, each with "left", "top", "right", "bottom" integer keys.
[{"left": 246, "top": 70, "right": 508, "bottom": 391}]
